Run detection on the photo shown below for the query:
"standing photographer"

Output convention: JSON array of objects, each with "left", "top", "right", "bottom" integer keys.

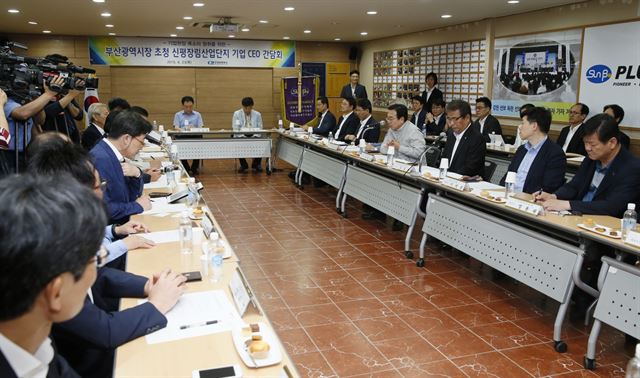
[{"left": 42, "top": 78, "right": 85, "bottom": 144}]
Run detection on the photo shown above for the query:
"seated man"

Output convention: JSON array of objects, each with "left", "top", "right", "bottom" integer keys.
[
  {"left": 409, "top": 95, "right": 427, "bottom": 131},
  {"left": 471, "top": 97, "right": 502, "bottom": 143},
  {"left": 82, "top": 102, "right": 109, "bottom": 151},
  {"left": 334, "top": 97, "right": 359, "bottom": 142},
  {"left": 603, "top": 104, "right": 630, "bottom": 150},
  {"left": 535, "top": 113, "right": 640, "bottom": 217},
  {"left": 311, "top": 96, "right": 336, "bottom": 137},
  {"left": 441, "top": 100, "right": 486, "bottom": 178},
  {"left": 345, "top": 98, "right": 379, "bottom": 145},
  {"left": 232, "top": 97, "right": 264, "bottom": 173},
  {"left": 424, "top": 98, "right": 446, "bottom": 135},
  {"left": 0, "top": 174, "right": 107, "bottom": 378},
  {"left": 556, "top": 102, "right": 589, "bottom": 156},
  {"left": 500, "top": 107, "right": 566, "bottom": 194},
  {"left": 173, "top": 96, "right": 204, "bottom": 175},
  {"left": 91, "top": 110, "right": 152, "bottom": 225}
]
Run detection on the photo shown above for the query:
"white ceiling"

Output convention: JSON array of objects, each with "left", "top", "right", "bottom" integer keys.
[{"left": 1, "top": 0, "right": 584, "bottom": 43}]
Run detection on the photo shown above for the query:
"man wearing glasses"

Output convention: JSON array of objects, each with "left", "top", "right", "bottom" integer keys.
[
  {"left": 441, "top": 100, "right": 486, "bottom": 178},
  {"left": 378, "top": 104, "right": 426, "bottom": 162},
  {"left": 90, "top": 110, "right": 153, "bottom": 224},
  {"left": 556, "top": 103, "right": 589, "bottom": 156}
]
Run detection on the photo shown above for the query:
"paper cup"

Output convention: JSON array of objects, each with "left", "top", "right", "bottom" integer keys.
[
  {"left": 439, "top": 158, "right": 449, "bottom": 169},
  {"left": 505, "top": 171, "right": 517, "bottom": 183}
]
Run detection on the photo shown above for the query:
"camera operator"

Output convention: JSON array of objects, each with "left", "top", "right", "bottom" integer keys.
[
  {"left": 1, "top": 76, "right": 65, "bottom": 173},
  {"left": 0, "top": 89, "right": 10, "bottom": 176},
  {"left": 42, "top": 78, "right": 85, "bottom": 144}
]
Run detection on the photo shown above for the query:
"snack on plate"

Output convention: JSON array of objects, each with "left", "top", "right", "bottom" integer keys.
[
  {"left": 609, "top": 231, "right": 619, "bottom": 237},
  {"left": 480, "top": 190, "right": 490, "bottom": 197},
  {"left": 248, "top": 339, "right": 270, "bottom": 359},
  {"left": 584, "top": 218, "right": 595, "bottom": 227},
  {"left": 192, "top": 207, "right": 203, "bottom": 215},
  {"left": 595, "top": 227, "right": 606, "bottom": 233}
]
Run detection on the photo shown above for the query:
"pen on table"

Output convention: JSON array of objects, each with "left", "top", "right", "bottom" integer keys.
[
  {"left": 180, "top": 320, "right": 218, "bottom": 330},
  {"left": 533, "top": 188, "right": 543, "bottom": 202},
  {"left": 150, "top": 155, "right": 155, "bottom": 160}
]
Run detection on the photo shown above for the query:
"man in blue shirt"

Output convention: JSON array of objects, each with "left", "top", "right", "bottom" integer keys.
[
  {"left": 500, "top": 107, "right": 566, "bottom": 194},
  {"left": 173, "top": 96, "right": 204, "bottom": 175}
]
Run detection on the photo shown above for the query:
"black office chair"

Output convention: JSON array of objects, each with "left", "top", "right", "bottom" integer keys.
[
  {"left": 484, "top": 160, "right": 497, "bottom": 182},
  {"left": 503, "top": 134, "right": 516, "bottom": 145},
  {"left": 424, "top": 146, "right": 441, "bottom": 168}
]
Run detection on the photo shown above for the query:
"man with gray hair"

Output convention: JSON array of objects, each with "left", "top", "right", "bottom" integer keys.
[{"left": 82, "top": 102, "right": 109, "bottom": 151}]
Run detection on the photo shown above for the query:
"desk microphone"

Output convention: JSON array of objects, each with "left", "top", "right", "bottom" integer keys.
[{"left": 431, "top": 131, "right": 446, "bottom": 145}]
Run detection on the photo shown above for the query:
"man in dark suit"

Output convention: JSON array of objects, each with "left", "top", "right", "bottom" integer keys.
[
  {"left": 334, "top": 97, "right": 359, "bottom": 142},
  {"left": 91, "top": 110, "right": 152, "bottom": 224},
  {"left": 81, "top": 102, "right": 109, "bottom": 151},
  {"left": 0, "top": 174, "right": 107, "bottom": 378},
  {"left": 603, "top": 104, "right": 631, "bottom": 150},
  {"left": 410, "top": 95, "right": 427, "bottom": 131},
  {"left": 424, "top": 98, "right": 447, "bottom": 135},
  {"left": 556, "top": 103, "right": 588, "bottom": 156},
  {"left": 311, "top": 96, "right": 337, "bottom": 137},
  {"left": 500, "top": 107, "right": 566, "bottom": 194},
  {"left": 421, "top": 72, "right": 444, "bottom": 114},
  {"left": 441, "top": 99, "right": 486, "bottom": 178},
  {"left": 471, "top": 97, "right": 502, "bottom": 143},
  {"left": 345, "top": 98, "right": 379, "bottom": 145},
  {"left": 339, "top": 70, "right": 368, "bottom": 99}
]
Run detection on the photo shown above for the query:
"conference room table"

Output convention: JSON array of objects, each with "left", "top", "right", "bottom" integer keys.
[
  {"left": 113, "top": 146, "right": 298, "bottom": 377},
  {"left": 275, "top": 130, "right": 640, "bottom": 361}
]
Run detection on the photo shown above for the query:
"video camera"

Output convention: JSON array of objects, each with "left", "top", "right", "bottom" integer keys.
[{"left": 0, "top": 41, "right": 99, "bottom": 103}]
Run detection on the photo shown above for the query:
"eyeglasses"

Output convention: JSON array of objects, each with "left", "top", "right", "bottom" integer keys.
[
  {"left": 569, "top": 111, "right": 581, "bottom": 115},
  {"left": 385, "top": 116, "right": 397, "bottom": 121},
  {"left": 446, "top": 115, "right": 464, "bottom": 123},
  {"left": 94, "top": 179, "right": 107, "bottom": 190},
  {"left": 95, "top": 246, "right": 110, "bottom": 268},
  {"left": 132, "top": 136, "right": 146, "bottom": 146}
]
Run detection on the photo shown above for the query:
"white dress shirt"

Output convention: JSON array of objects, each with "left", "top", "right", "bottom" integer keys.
[
  {"left": 335, "top": 111, "right": 353, "bottom": 138},
  {"left": 0, "top": 333, "right": 54, "bottom": 378},
  {"left": 91, "top": 122, "right": 105, "bottom": 136},
  {"left": 424, "top": 87, "right": 434, "bottom": 102},
  {"left": 562, "top": 123, "right": 582, "bottom": 152},
  {"left": 451, "top": 124, "right": 471, "bottom": 164},
  {"left": 104, "top": 138, "right": 124, "bottom": 162},
  {"left": 355, "top": 115, "right": 372, "bottom": 139},
  {"left": 478, "top": 116, "right": 488, "bottom": 134}
]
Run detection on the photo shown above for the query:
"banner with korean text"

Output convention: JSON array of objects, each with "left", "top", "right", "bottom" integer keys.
[
  {"left": 281, "top": 76, "right": 318, "bottom": 126},
  {"left": 88, "top": 37, "right": 295, "bottom": 68},
  {"left": 579, "top": 21, "right": 640, "bottom": 128}
]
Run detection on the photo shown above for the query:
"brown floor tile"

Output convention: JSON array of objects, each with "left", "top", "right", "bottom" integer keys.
[
  {"left": 344, "top": 369, "right": 402, "bottom": 377},
  {"left": 320, "top": 340, "right": 392, "bottom": 376},
  {"left": 502, "top": 343, "right": 584, "bottom": 377},
  {"left": 354, "top": 315, "right": 417, "bottom": 342},
  {"left": 338, "top": 298, "right": 394, "bottom": 321},
  {"left": 308, "top": 270, "right": 357, "bottom": 287},
  {"left": 290, "top": 303, "right": 350, "bottom": 327},
  {"left": 373, "top": 336, "right": 446, "bottom": 369},
  {"left": 469, "top": 321, "right": 543, "bottom": 350},
  {"left": 423, "top": 328, "right": 494, "bottom": 359},
  {"left": 322, "top": 282, "right": 374, "bottom": 302},
  {"left": 423, "top": 287, "right": 478, "bottom": 308},
  {"left": 347, "top": 266, "right": 396, "bottom": 282},
  {"left": 332, "top": 255, "right": 381, "bottom": 270},
  {"left": 266, "top": 307, "right": 301, "bottom": 331},
  {"left": 397, "top": 359, "right": 467, "bottom": 377},
  {"left": 270, "top": 274, "right": 318, "bottom": 290},
  {"left": 277, "top": 328, "right": 319, "bottom": 356},
  {"left": 407, "top": 308, "right": 465, "bottom": 336},
  {"left": 380, "top": 292, "right": 435, "bottom": 315},
  {"left": 354, "top": 242, "right": 396, "bottom": 255},
  {"left": 278, "top": 286, "right": 332, "bottom": 308},
  {"left": 304, "top": 322, "right": 363, "bottom": 351},
  {"left": 443, "top": 303, "right": 507, "bottom": 327},
  {"left": 294, "top": 351, "right": 338, "bottom": 378},
  {"left": 453, "top": 351, "right": 532, "bottom": 377},
  {"left": 364, "top": 278, "right": 415, "bottom": 298},
  {"left": 486, "top": 298, "right": 546, "bottom": 321},
  {"left": 383, "top": 262, "right": 431, "bottom": 278}
]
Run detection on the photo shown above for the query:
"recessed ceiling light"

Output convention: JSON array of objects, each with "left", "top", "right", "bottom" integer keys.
[
  {"left": 105, "top": 24, "right": 114, "bottom": 28},
  {"left": 28, "top": 21, "right": 38, "bottom": 25},
  {"left": 507, "top": 0, "right": 520, "bottom": 3},
  {"left": 228, "top": 34, "right": 235, "bottom": 38},
  {"left": 366, "top": 11, "right": 377, "bottom": 15},
  {"left": 441, "top": 14, "right": 452, "bottom": 18},
  {"left": 8, "top": 9, "right": 19, "bottom": 13},
  {"left": 100, "top": 12, "right": 111, "bottom": 17},
  {"left": 303, "top": 30, "right": 311, "bottom": 34},
  {"left": 259, "top": 20, "right": 268, "bottom": 24},
  {"left": 170, "top": 34, "right": 177, "bottom": 37},
  {"left": 176, "top": 26, "right": 184, "bottom": 30},
  {"left": 92, "top": 0, "right": 105, "bottom": 2},
  {"left": 241, "top": 27, "right": 250, "bottom": 32},
  {"left": 183, "top": 16, "right": 193, "bottom": 20},
  {"left": 283, "top": 36, "right": 290, "bottom": 40},
  {"left": 360, "top": 32, "right": 368, "bottom": 36},
  {"left": 284, "top": 6, "right": 295, "bottom": 11},
  {"left": 193, "top": 2, "right": 204, "bottom": 7},
  {"left": 42, "top": 30, "right": 51, "bottom": 33},
  {"left": 334, "top": 38, "right": 341, "bottom": 41},
  {"left": 108, "top": 32, "right": 116, "bottom": 36}
]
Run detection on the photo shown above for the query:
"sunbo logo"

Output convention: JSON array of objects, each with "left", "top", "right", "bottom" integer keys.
[{"left": 586, "top": 64, "right": 612, "bottom": 83}]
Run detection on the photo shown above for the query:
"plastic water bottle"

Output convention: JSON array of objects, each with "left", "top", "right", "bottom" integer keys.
[
  {"left": 439, "top": 158, "right": 449, "bottom": 180},
  {"left": 170, "top": 144, "right": 179, "bottom": 164},
  {"left": 622, "top": 203, "right": 637, "bottom": 241},
  {"left": 626, "top": 344, "right": 640, "bottom": 378},
  {"left": 386, "top": 146, "right": 395, "bottom": 167},
  {"left": 152, "top": 120, "right": 158, "bottom": 130},
  {"left": 210, "top": 239, "right": 224, "bottom": 283},
  {"left": 179, "top": 210, "right": 193, "bottom": 255},
  {"left": 358, "top": 139, "right": 367, "bottom": 154},
  {"left": 186, "top": 177, "right": 198, "bottom": 209},
  {"left": 278, "top": 119, "right": 284, "bottom": 131},
  {"left": 505, "top": 171, "right": 517, "bottom": 198},
  {"left": 328, "top": 131, "right": 334, "bottom": 143}
]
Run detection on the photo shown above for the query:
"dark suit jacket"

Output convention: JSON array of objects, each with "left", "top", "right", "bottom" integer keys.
[
  {"left": 43, "top": 99, "right": 83, "bottom": 144},
  {"left": 81, "top": 123, "right": 104, "bottom": 151},
  {"left": 442, "top": 125, "right": 486, "bottom": 178},
  {"left": 334, "top": 112, "right": 359, "bottom": 142},
  {"left": 619, "top": 131, "right": 630, "bottom": 150},
  {"left": 340, "top": 84, "right": 368, "bottom": 99},
  {"left": 90, "top": 139, "right": 144, "bottom": 224},
  {"left": 556, "top": 123, "right": 587, "bottom": 156},
  {"left": 424, "top": 114, "right": 446, "bottom": 135},
  {"left": 312, "top": 111, "right": 337, "bottom": 137},
  {"left": 421, "top": 87, "right": 443, "bottom": 113},
  {"left": 410, "top": 109, "right": 427, "bottom": 130},
  {"left": 471, "top": 114, "right": 502, "bottom": 143},
  {"left": 353, "top": 117, "right": 380, "bottom": 145},
  {"left": 499, "top": 138, "right": 567, "bottom": 194},
  {"left": 51, "top": 268, "right": 166, "bottom": 378},
  {"left": 554, "top": 147, "right": 640, "bottom": 217},
  {"left": 0, "top": 343, "right": 79, "bottom": 378}
]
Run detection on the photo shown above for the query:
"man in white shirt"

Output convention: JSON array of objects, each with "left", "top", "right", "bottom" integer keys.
[
  {"left": 0, "top": 174, "right": 108, "bottom": 377},
  {"left": 231, "top": 97, "right": 264, "bottom": 173},
  {"left": 556, "top": 103, "right": 589, "bottom": 156},
  {"left": 173, "top": 96, "right": 204, "bottom": 175}
]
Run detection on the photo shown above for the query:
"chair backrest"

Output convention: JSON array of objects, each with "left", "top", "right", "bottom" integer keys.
[
  {"left": 424, "top": 146, "right": 441, "bottom": 168},
  {"left": 484, "top": 160, "right": 497, "bottom": 182}
]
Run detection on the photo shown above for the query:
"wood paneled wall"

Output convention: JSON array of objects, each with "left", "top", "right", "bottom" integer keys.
[{"left": 6, "top": 34, "right": 355, "bottom": 129}]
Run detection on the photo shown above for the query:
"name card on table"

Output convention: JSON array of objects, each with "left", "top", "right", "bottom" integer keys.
[
  {"left": 624, "top": 230, "right": 640, "bottom": 248},
  {"left": 392, "top": 160, "right": 414, "bottom": 172},
  {"left": 506, "top": 197, "right": 543, "bottom": 216},
  {"left": 441, "top": 177, "right": 467, "bottom": 191},
  {"left": 229, "top": 269, "right": 256, "bottom": 316},
  {"left": 359, "top": 152, "right": 375, "bottom": 162}
]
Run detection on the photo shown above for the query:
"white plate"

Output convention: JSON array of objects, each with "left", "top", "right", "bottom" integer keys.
[{"left": 232, "top": 322, "right": 282, "bottom": 368}]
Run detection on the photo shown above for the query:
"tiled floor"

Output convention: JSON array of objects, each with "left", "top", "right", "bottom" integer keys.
[{"left": 197, "top": 163, "right": 634, "bottom": 378}]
